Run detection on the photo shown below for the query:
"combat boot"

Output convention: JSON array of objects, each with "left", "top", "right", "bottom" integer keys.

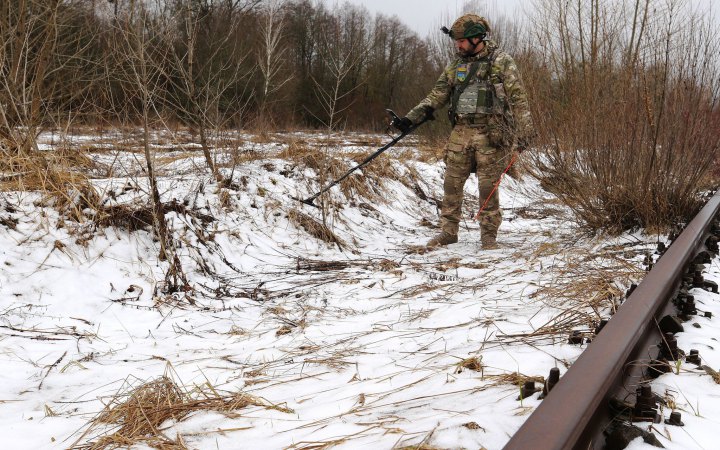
[
  {"left": 481, "top": 230, "right": 499, "bottom": 249},
  {"left": 426, "top": 231, "right": 458, "bottom": 248}
]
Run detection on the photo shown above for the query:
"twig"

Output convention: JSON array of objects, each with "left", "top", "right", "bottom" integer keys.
[{"left": 39, "top": 351, "right": 67, "bottom": 390}]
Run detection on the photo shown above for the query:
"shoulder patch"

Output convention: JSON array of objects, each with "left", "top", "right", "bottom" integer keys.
[{"left": 456, "top": 64, "right": 469, "bottom": 82}]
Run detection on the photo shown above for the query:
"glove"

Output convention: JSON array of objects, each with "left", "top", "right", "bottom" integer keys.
[
  {"left": 391, "top": 116, "right": 413, "bottom": 134},
  {"left": 422, "top": 106, "right": 436, "bottom": 122}
]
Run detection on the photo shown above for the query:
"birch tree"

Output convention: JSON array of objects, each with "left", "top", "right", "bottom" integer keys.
[{"left": 257, "top": 0, "right": 291, "bottom": 124}]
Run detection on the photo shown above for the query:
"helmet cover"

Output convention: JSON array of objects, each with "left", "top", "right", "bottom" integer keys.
[{"left": 449, "top": 14, "right": 490, "bottom": 39}]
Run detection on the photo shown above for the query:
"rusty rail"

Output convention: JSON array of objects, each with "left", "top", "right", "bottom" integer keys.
[{"left": 504, "top": 190, "right": 720, "bottom": 450}]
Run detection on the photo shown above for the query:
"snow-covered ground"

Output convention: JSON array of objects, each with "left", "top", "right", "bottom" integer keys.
[{"left": 1, "top": 130, "right": 718, "bottom": 449}]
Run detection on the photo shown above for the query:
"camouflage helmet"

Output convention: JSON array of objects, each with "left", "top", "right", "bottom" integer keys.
[{"left": 448, "top": 14, "right": 490, "bottom": 40}]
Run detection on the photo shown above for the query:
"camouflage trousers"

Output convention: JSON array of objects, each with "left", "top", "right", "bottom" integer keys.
[{"left": 440, "top": 124, "right": 505, "bottom": 238}]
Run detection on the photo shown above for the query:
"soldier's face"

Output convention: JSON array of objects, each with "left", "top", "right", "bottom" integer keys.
[{"left": 454, "top": 38, "right": 483, "bottom": 57}]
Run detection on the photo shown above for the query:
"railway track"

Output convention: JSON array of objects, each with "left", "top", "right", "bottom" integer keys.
[{"left": 504, "top": 190, "right": 720, "bottom": 450}]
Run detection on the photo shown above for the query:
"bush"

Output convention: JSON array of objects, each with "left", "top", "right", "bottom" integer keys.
[{"left": 523, "top": 0, "right": 720, "bottom": 233}]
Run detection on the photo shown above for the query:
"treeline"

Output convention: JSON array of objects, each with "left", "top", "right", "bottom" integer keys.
[
  {"left": 2, "top": 0, "right": 719, "bottom": 232},
  {"left": 0, "top": 0, "right": 442, "bottom": 143}
]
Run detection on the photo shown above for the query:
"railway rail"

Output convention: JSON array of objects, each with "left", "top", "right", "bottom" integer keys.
[{"left": 504, "top": 190, "right": 720, "bottom": 450}]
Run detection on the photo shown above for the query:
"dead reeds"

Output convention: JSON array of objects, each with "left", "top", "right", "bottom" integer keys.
[
  {"left": 281, "top": 139, "right": 404, "bottom": 205},
  {"left": 454, "top": 356, "right": 484, "bottom": 374},
  {"left": 72, "top": 373, "right": 292, "bottom": 449},
  {"left": 505, "top": 244, "right": 648, "bottom": 344},
  {"left": 1, "top": 151, "right": 101, "bottom": 222},
  {"left": 485, "top": 372, "right": 545, "bottom": 389},
  {"left": 288, "top": 208, "right": 344, "bottom": 247}
]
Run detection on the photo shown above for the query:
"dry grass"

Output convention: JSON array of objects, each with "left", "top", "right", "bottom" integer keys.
[
  {"left": 1, "top": 150, "right": 93, "bottom": 187},
  {"left": 96, "top": 204, "right": 156, "bottom": 232},
  {"left": 96, "top": 200, "right": 214, "bottom": 233},
  {"left": 486, "top": 372, "right": 545, "bottom": 388},
  {"left": 496, "top": 245, "right": 647, "bottom": 345},
  {"left": 454, "top": 356, "right": 484, "bottom": 374},
  {"left": 296, "top": 145, "right": 431, "bottom": 209},
  {"left": 462, "top": 422, "right": 485, "bottom": 431},
  {"left": 277, "top": 140, "right": 316, "bottom": 160},
  {"left": 1, "top": 152, "right": 101, "bottom": 221},
  {"left": 703, "top": 366, "right": 720, "bottom": 384},
  {"left": 415, "top": 134, "right": 446, "bottom": 164},
  {"left": 530, "top": 254, "right": 638, "bottom": 311},
  {"left": 155, "top": 150, "right": 205, "bottom": 166},
  {"left": 281, "top": 139, "right": 406, "bottom": 205},
  {"left": 218, "top": 188, "right": 232, "bottom": 209},
  {"left": 288, "top": 209, "right": 345, "bottom": 247},
  {"left": 73, "top": 373, "right": 292, "bottom": 449}
]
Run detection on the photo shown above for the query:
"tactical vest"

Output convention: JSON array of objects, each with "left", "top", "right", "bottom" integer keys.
[{"left": 450, "top": 52, "right": 507, "bottom": 122}]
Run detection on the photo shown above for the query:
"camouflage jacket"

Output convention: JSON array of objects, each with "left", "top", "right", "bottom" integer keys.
[{"left": 406, "top": 40, "right": 535, "bottom": 143}]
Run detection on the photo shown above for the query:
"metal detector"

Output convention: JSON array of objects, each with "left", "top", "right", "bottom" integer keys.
[{"left": 291, "top": 110, "right": 431, "bottom": 207}]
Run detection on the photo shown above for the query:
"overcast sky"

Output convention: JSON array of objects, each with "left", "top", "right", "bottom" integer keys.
[
  {"left": 321, "top": 0, "right": 719, "bottom": 38},
  {"left": 322, "top": 0, "right": 526, "bottom": 37}
]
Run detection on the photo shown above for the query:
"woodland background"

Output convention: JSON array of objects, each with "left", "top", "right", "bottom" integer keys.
[{"left": 1, "top": 0, "right": 719, "bottom": 231}]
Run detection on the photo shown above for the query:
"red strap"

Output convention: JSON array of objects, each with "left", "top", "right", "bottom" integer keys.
[{"left": 473, "top": 152, "right": 518, "bottom": 221}]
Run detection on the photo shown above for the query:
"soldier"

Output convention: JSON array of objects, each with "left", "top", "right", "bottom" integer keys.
[{"left": 392, "top": 14, "right": 535, "bottom": 250}]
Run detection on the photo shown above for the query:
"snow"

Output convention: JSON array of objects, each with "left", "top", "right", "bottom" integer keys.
[{"left": 1, "top": 130, "right": 718, "bottom": 449}]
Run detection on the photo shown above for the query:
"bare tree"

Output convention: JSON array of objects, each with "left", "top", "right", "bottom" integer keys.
[
  {"left": 0, "top": 0, "right": 97, "bottom": 153},
  {"left": 0, "top": 0, "right": 106, "bottom": 223},
  {"left": 257, "top": 0, "right": 292, "bottom": 124},
  {"left": 162, "top": 0, "right": 254, "bottom": 185},
  {"left": 109, "top": 1, "right": 178, "bottom": 275},
  {"left": 309, "top": 11, "right": 368, "bottom": 131}
]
